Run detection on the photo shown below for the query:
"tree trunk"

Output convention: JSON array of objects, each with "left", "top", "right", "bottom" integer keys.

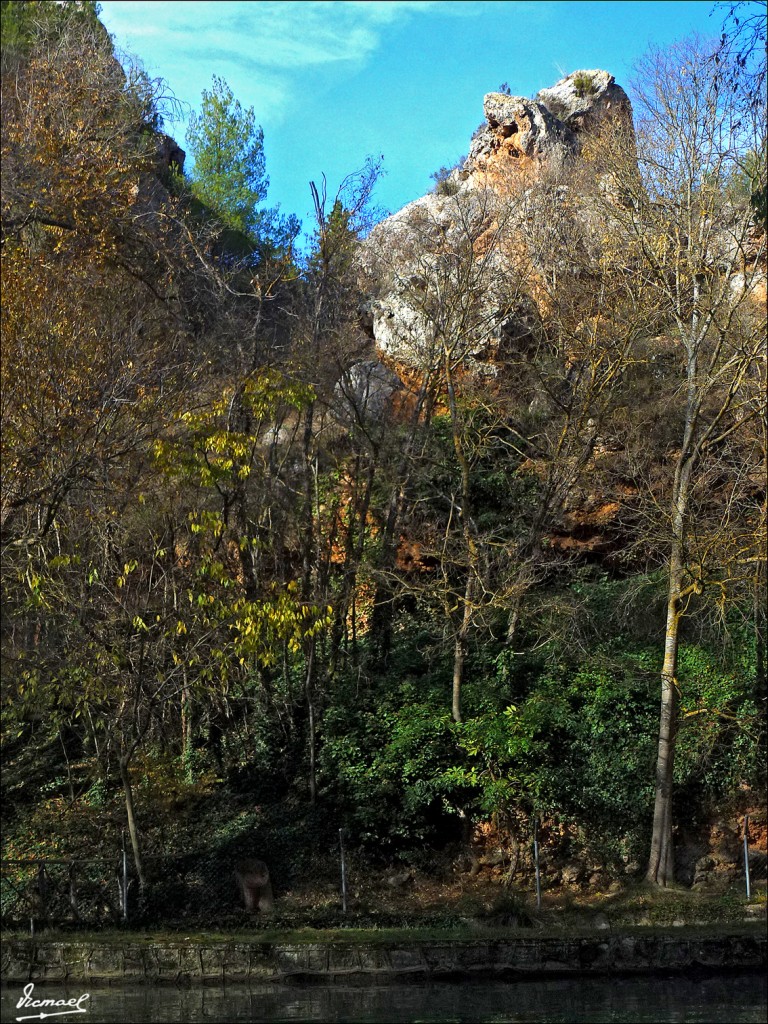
[
  {"left": 647, "top": 543, "right": 682, "bottom": 886},
  {"left": 305, "top": 642, "right": 317, "bottom": 804},
  {"left": 452, "top": 573, "right": 475, "bottom": 724},
  {"left": 181, "top": 667, "right": 193, "bottom": 779},
  {"left": 755, "top": 556, "right": 767, "bottom": 691},
  {"left": 445, "top": 346, "right": 477, "bottom": 726},
  {"left": 452, "top": 635, "right": 466, "bottom": 725},
  {"left": 647, "top": 442, "right": 693, "bottom": 887},
  {"left": 119, "top": 756, "right": 146, "bottom": 892}
]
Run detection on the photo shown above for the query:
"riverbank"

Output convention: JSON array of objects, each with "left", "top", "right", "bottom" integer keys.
[{"left": 2, "top": 923, "right": 765, "bottom": 986}]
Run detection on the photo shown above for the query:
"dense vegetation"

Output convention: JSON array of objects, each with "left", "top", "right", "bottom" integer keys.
[{"left": 1, "top": 0, "right": 765, "bottom": 913}]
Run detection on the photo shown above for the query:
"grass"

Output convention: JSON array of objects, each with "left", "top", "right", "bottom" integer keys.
[
  {"left": 2, "top": 884, "right": 764, "bottom": 947},
  {"left": 2, "top": 922, "right": 765, "bottom": 948},
  {"left": 1, "top": 925, "right": 516, "bottom": 946},
  {"left": 3, "top": 877, "right": 763, "bottom": 947}
]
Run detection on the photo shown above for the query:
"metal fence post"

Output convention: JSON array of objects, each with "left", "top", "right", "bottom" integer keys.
[
  {"left": 339, "top": 829, "right": 348, "bottom": 914},
  {"left": 743, "top": 814, "right": 751, "bottom": 900},
  {"left": 533, "top": 817, "right": 542, "bottom": 910},
  {"left": 68, "top": 862, "right": 79, "bottom": 921},
  {"left": 36, "top": 861, "right": 48, "bottom": 920}
]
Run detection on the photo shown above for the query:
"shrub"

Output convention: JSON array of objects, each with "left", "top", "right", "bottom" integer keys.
[
  {"left": 430, "top": 160, "right": 465, "bottom": 197},
  {"left": 572, "top": 72, "right": 597, "bottom": 98}
]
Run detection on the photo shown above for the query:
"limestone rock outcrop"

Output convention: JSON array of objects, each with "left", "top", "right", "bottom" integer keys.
[
  {"left": 468, "top": 92, "right": 577, "bottom": 170},
  {"left": 536, "top": 69, "right": 632, "bottom": 131},
  {"left": 360, "top": 70, "right": 632, "bottom": 373},
  {"left": 466, "top": 70, "right": 631, "bottom": 184},
  {"left": 334, "top": 359, "right": 403, "bottom": 425}
]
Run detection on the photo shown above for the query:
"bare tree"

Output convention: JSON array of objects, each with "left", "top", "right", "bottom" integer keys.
[{"left": 590, "top": 37, "right": 766, "bottom": 885}]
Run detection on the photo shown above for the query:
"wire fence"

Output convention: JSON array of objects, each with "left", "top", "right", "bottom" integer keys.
[
  {"left": 1, "top": 858, "right": 124, "bottom": 931},
  {"left": 1, "top": 846, "right": 274, "bottom": 931},
  {"left": 1, "top": 814, "right": 765, "bottom": 931}
]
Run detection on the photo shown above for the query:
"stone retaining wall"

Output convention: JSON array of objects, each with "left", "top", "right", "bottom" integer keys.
[{"left": 2, "top": 928, "right": 765, "bottom": 986}]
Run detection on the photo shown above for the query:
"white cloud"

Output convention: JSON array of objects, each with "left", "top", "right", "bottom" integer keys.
[
  {"left": 102, "top": 1, "right": 441, "bottom": 73},
  {"left": 99, "top": 0, "right": 453, "bottom": 127},
  {"left": 99, "top": 0, "right": 545, "bottom": 129}
]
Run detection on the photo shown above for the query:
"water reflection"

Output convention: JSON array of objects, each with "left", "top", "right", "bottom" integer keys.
[{"left": 2, "top": 971, "right": 766, "bottom": 1023}]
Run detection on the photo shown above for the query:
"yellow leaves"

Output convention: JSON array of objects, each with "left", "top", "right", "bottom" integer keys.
[
  {"left": 24, "top": 569, "right": 49, "bottom": 609},
  {"left": 651, "top": 233, "right": 672, "bottom": 262},
  {"left": 48, "top": 554, "right": 77, "bottom": 569},
  {"left": 156, "top": 371, "right": 314, "bottom": 488},
  {"left": 180, "top": 582, "right": 332, "bottom": 671},
  {"left": 116, "top": 559, "right": 138, "bottom": 588},
  {"left": 189, "top": 510, "right": 224, "bottom": 542}
]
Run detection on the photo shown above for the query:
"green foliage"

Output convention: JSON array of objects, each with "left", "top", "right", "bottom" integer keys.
[
  {"left": 743, "top": 148, "right": 767, "bottom": 229},
  {"left": 674, "top": 637, "right": 764, "bottom": 801},
  {"left": 306, "top": 198, "right": 357, "bottom": 278},
  {"left": 1, "top": 0, "right": 103, "bottom": 66},
  {"left": 186, "top": 75, "right": 299, "bottom": 252},
  {"left": 315, "top": 597, "right": 765, "bottom": 864},
  {"left": 321, "top": 675, "right": 459, "bottom": 853},
  {"left": 186, "top": 75, "right": 266, "bottom": 237},
  {"left": 83, "top": 778, "right": 109, "bottom": 809},
  {"left": 450, "top": 630, "right": 763, "bottom": 865},
  {"left": 572, "top": 71, "right": 598, "bottom": 97}
]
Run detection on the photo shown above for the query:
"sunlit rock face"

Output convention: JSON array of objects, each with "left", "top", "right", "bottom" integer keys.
[
  {"left": 359, "top": 187, "right": 523, "bottom": 371},
  {"left": 360, "top": 70, "right": 633, "bottom": 374},
  {"left": 467, "top": 70, "right": 632, "bottom": 179},
  {"left": 536, "top": 69, "right": 633, "bottom": 132},
  {"left": 467, "top": 93, "right": 577, "bottom": 174}
]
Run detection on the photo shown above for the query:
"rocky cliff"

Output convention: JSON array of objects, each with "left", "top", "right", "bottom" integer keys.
[{"left": 359, "top": 70, "right": 633, "bottom": 376}]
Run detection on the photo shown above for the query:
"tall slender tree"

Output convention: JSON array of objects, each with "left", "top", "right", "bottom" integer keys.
[
  {"left": 588, "top": 36, "right": 766, "bottom": 885},
  {"left": 186, "top": 75, "right": 298, "bottom": 254}
]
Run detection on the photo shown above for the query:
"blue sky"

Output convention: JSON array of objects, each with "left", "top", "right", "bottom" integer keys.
[{"left": 99, "top": 0, "right": 721, "bottom": 240}]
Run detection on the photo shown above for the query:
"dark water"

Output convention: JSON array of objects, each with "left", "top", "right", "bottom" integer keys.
[{"left": 2, "top": 971, "right": 766, "bottom": 1023}]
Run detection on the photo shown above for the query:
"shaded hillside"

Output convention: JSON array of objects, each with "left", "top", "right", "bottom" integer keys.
[{"left": 0, "top": 3, "right": 765, "bottom": 925}]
